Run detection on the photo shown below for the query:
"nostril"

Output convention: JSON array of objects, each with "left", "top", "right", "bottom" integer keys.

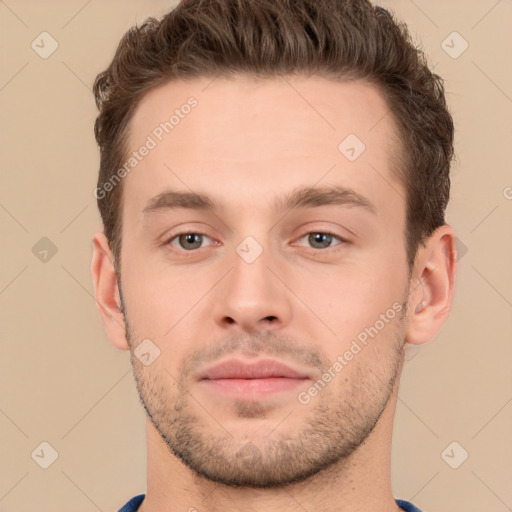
[{"left": 264, "top": 316, "right": 277, "bottom": 322}]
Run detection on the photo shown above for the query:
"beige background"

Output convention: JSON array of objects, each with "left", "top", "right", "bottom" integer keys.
[{"left": 1, "top": 0, "right": 511, "bottom": 511}]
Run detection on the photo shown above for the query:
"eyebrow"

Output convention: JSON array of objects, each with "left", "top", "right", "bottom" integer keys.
[{"left": 142, "top": 185, "right": 377, "bottom": 216}]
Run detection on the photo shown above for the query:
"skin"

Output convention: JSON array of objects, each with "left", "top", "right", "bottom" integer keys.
[{"left": 91, "top": 75, "right": 456, "bottom": 512}]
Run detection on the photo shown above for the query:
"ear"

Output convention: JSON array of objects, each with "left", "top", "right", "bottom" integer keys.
[
  {"left": 405, "top": 224, "right": 457, "bottom": 345},
  {"left": 91, "top": 232, "right": 129, "bottom": 350}
]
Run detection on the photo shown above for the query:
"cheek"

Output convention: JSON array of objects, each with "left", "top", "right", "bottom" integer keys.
[
  {"left": 121, "top": 254, "right": 223, "bottom": 348},
  {"left": 120, "top": 259, "right": 175, "bottom": 338},
  {"left": 292, "top": 259, "right": 404, "bottom": 327}
]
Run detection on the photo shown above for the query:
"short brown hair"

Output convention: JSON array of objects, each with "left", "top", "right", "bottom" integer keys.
[{"left": 93, "top": 0, "right": 454, "bottom": 271}]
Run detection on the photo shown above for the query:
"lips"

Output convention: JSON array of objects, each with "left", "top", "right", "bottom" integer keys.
[
  {"left": 198, "top": 359, "right": 311, "bottom": 381},
  {"left": 196, "top": 359, "right": 312, "bottom": 400}
]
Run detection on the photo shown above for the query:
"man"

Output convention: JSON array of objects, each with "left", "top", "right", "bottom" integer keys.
[{"left": 91, "top": 1, "right": 456, "bottom": 511}]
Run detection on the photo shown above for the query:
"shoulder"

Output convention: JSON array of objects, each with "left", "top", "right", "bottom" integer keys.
[
  {"left": 118, "top": 493, "right": 145, "bottom": 512},
  {"left": 396, "top": 498, "right": 424, "bottom": 512}
]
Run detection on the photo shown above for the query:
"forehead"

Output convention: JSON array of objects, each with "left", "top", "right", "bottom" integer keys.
[
  {"left": 123, "top": 74, "right": 404, "bottom": 217},
  {"left": 129, "top": 74, "right": 398, "bottom": 153}
]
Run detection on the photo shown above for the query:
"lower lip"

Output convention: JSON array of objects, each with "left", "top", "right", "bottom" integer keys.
[{"left": 199, "top": 377, "right": 308, "bottom": 399}]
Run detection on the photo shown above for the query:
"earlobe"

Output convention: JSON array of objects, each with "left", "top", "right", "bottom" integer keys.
[
  {"left": 91, "top": 232, "right": 130, "bottom": 351},
  {"left": 405, "top": 225, "right": 457, "bottom": 346}
]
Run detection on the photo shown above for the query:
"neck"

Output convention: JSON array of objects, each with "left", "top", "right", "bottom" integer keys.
[{"left": 140, "top": 385, "right": 403, "bottom": 512}]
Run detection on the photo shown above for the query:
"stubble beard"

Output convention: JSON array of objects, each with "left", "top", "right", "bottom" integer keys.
[{"left": 124, "top": 299, "right": 407, "bottom": 489}]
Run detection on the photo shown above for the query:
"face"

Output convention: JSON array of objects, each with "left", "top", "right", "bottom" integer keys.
[{"left": 119, "top": 75, "right": 410, "bottom": 487}]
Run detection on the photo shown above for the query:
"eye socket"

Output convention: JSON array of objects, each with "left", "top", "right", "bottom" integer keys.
[
  {"left": 167, "top": 232, "right": 213, "bottom": 251},
  {"left": 296, "top": 232, "right": 346, "bottom": 250},
  {"left": 164, "top": 231, "right": 347, "bottom": 253}
]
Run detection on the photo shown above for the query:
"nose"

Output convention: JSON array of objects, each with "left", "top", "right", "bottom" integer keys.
[{"left": 213, "top": 244, "right": 293, "bottom": 333}]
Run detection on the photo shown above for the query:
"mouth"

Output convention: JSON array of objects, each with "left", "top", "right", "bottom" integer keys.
[{"left": 197, "top": 358, "right": 311, "bottom": 399}]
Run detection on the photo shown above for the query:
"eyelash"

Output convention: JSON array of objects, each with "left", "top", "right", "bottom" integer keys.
[{"left": 164, "top": 231, "right": 348, "bottom": 253}]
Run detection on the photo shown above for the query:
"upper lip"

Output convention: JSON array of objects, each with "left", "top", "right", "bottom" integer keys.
[{"left": 198, "top": 359, "right": 311, "bottom": 380}]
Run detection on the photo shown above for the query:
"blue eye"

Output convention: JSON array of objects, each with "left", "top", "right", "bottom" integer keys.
[
  {"left": 168, "top": 233, "right": 212, "bottom": 250},
  {"left": 164, "top": 231, "right": 346, "bottom": 254},
  {"left": 298, "top": 232, "right": 344, "bottom": 250}
]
